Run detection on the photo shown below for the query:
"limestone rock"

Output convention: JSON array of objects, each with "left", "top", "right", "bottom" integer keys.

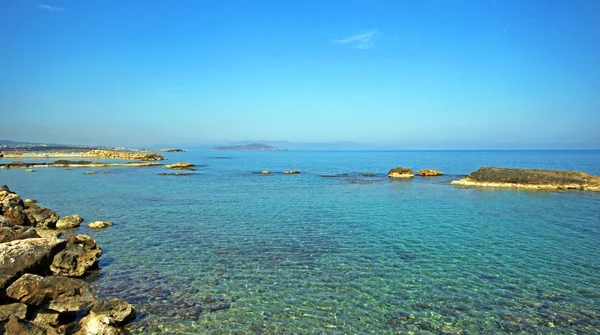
[
  {"left": 56, "top": 215, "right": 84, "bottom": 229},
  {"left": 417, "top": 169, "right": 443, "bottom": 177},
  {"left": 31, "top": 309, "right": 61, "bottom": 327},
  {"left": 87, "top": 221, "right": 113, "bottom": 229},
  {"left": 0, "top": 238, "right": 66, "bottom": 295},
  {"left": 4, "top": 315, "right": 59, "bottom": 335},
  {"left": 50, "top": 235, "right": 102, "bottom": 277},
  {"left": 25, "top": 169, "right": 36, "bottom": 173},
  {"left": 0, "top": 303, "right": 27, "bottom": 322},
  {"left": 91, "top": 298, "right": 136, "bottom": 326},
  {"left": 7, "top": 274, "right": 95, "bottom": 312},
  {"left": 283, "top": 170, "right": 301, "bottom": 174},
  {"left": 0, "top": 215, "right": 9, "bottom": 227},
  {"left": 23, "top": 204, "right": 59, "bottom": 229},
  {"left": 388, "top": 167, "right": 414, "bottom": 178},
  {"left": 75, "top": 313, "right": 124, "bottom": 335},
  {"left": 2, "top": 206, "right": 28, "bottom": 226},
  {"left": 85, "top": 171, "right": 97, "bottom": 175},
  {"left": 163, "top": 162, "right": 196, "bottom": 170},
  {"left": 0, "top": 226, "right": 40, "bottom": 243}
]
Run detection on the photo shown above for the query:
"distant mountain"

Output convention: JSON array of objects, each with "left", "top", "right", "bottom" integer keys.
[
  {"left": 212, "top": 142, "right": 282, "bottom": 151},
  {"left": 224, "top": 140, "right": 378, "bottom": 150}
]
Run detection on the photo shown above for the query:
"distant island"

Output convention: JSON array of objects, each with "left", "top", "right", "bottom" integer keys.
[{"left": 212, "top": 143, "right": 282, "bottom": 151}]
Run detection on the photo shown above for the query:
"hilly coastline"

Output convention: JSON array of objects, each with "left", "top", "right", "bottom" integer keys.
[{"left": 212, "top": 143, "right": 282, "bottom": 151}]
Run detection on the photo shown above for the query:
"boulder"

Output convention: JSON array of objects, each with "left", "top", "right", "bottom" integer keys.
[
  {"left": 85, "top": 171, "right": 97, "bottom": 175},
  {"left": 388, "top": 167, "right": 414, "bottom": 178},
  {"left": 55, "top": 215, "right": 84, "bottom": 229},
  {"left": 25, "top": 169, "right": 36, "bottom": 173},
  {"left": 0, "top": 238, "right": 66, "bottom": 297},
  {"left": 0, "top": 226, "right": 40, "bottom": 243},
  {"left": 417, "top": 169, "right": 443, "bottom": 177},
  {"left": 50, "top": 235, "right": 102, "bottom": 277},
  {"left": 4, "top": 315, "right": 59, "bottom": 335},
  {"left": 74, "top": 313, "right": 124, "bottom": 335},
  {"left": 2, "top": 206, "right": 28, "bottom": 226},
  {"left": 23, "top": 204, "right": 59, "bottom": 229},
  {"left": 0, "top": 216, "right": 9, "bottom": 227},
  {"left": 0, "top": 303, "right": 27, "bottom": 322},
  {"left": 91, "top": 299, "right": 136, "bottom": 326},
  {"left": 87, "top": 221, "right": 113, "bottom": 230},
  {"left": 6, "top": 274, "right": 95, "bottom": 312},
  {"left": 283, "top": 170, "right": 301, "bottom": 174},
  {"left": 31, "top": 309, "right": 61, "bottom": 327},
  {"left": 163, "top": 162, "right": 196, "bottom": 170}
]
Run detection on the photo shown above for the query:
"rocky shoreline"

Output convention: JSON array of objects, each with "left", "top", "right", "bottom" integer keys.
[
  {"left": 0, "top": 185, "right": 136, "bottom": 334},
  {"left": 2, "top": 150, "right": 166, "bottom": 161},
  {"left": 451, "top": 167, "right": 600, "bottom": 192},
  {"left": 0, "top": 160, "right": 160, "bottom": 170}
]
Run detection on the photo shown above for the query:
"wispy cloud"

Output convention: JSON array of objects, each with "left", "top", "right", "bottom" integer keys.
[
  {"left": 37, "top": 4, "right": 65, "bottom": 12},
  {"left": 333, "top": 30, "right": 380, "bottom": 49}
]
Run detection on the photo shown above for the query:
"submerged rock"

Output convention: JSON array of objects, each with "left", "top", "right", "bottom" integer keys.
[
  {"left": 55, "top": 214, "right": 84, "bottom": 229},
  {"left": 50, "top": 235, "right": 102, "bottom": 277},
  {"left": 163, "top": 162, "right": 196, "bottom": 170},
  {"left": 388, "top": 167, "right": 414, "bottom": 178},
  {"left": 7, "top": 273, "right": 96, "bottom": 312},
  {"left": 451, "top": 167, "right": 600, "bottom": 192},
  {"left": 417, "top": 169, "right": 443, "bottom": 177},
  {"left": 283, "top": 170, "right": 301, "bottom": 174},
  {"left": 91, "top": 298, "right": 136, "bottom": 326},
  {"left": 25, "top": 169, "right": 36, "bottom": 173},
  {"left": 87, "top": 221, "right": 113, "bottom": 229}
]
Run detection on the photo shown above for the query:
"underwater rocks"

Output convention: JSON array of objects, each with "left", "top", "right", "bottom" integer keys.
[
  {"left": 417, "top": 169, "right": 443, "bottom": 177},
  {"left": 158, "top": 172, "right": 194, "bottom": 177},
  {"left": 388, "top": 167, "right": 415, "bottom": 178},
  {"left": 451, "top": 167, "right": 600, "bottom": 192}
]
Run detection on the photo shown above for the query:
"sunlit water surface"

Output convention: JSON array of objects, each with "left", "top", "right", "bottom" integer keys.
[{"left": 2, "top": 150, "right": 599, "bottom": 334}]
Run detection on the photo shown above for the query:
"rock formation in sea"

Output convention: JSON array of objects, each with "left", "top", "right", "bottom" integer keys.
[
  {"left": 451, "top": 167, "right": 600, "bottom": 192},
  {"left": 163, "top": 162, "right": 196, "bottom": 170},
  {"left": 388, "top": 167, "right": 415, "bottom": 178},
  {"left": 0, "top": 186, "right": 136, "bottom": 333},
  {"left": 417, "top": 169, "right": 443, "bottom": 177},
  {"left": 87, "top": 221, "right": 113, "bottom": 229}
]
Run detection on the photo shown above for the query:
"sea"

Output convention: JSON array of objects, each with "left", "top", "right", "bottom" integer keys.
[{"left": 1, "top": 150, "right": 599, "bottom": 334}]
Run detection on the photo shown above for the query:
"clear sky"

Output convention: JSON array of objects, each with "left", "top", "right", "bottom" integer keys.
[{"left": 1, "top": 0, "right": 599, "bottom": 148}]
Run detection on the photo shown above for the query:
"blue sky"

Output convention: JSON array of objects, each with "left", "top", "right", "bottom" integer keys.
[{"left": 1, "top": 0, "right": 599, "bottom": 148}]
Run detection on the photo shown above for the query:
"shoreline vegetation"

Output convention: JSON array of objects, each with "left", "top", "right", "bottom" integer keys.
[{"left": 0, "top": 185, "right": 136, "bottom": 334}]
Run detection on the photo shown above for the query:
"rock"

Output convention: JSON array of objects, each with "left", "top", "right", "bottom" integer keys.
[
  {"left": 23, "top": 204, "right": 59, "bottom": 229},
  {"left": 388, "top": 167, "right": 414, "bottom": 178},
  {"left": 451, "top": 167, "right": 600, "bottom": 192},
  {"left": 55, "top": 215, "right": 84, "bottom": 229},
  {"left": 0, "top": 216, "right": 9, "bottom": 227},
  {"left": 359, "top": 173, "right": 376, "bottom": 177},
  {"left": 85, "top": 171, "right": 97, "bottom": 175},
  {"left": 24, "top": 199, "right": 37, "bottom": 205},
  {"left": 4, "top": 315, "right": 59, "bottom": 335},
  {"left": 91, "top": 298, "right": 136, "bottom": 326},
  {"left": 163, "top": 162, "right": 195, "bottom": 170},
  {"left": 0, "top": 238, "right": 66, "bottom": 297},
  {"left": 0, "top": 226, "right": 40, "bottom": 243},
  {"left": 0, "top": 303, "right": 28, "bottom": 321},
  {"left": 25, "top": 169, "right": 36, "bottom": 173},
  {"left": 2, "top": 206, "right": 28, "bottom": 226},
  {"left": 87, "top": 221, "right": 113, "bottom": 229},
  {"left": 50, "top": 235, "right": 102, "bottom": 277},
  {"left": 85, "top": 149, "right": 166, "bottom": 161},
  {"left": 417, "top": 169, "right": 443, "bottom": 177},
  {"left": 283, "top": 170, "right": 300, "bottom": 174},
  {"left": 74, "top": 313, "right": 124, "bottom": 335},
  {"left": 157, "top": 173, "right": 193, "bottom": 177},
  {"left": 7, "top": 274, "right": 95, "bottom": 312},
  {"left": 31, "top": 309, "right": 61, "bottom": 327},
  {"left": 34, "top": 229, "right": 62, "bottom": 239}
]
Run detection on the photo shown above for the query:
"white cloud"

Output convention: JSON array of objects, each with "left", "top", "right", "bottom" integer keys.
[
  {"left": 333, "top": 30, "right": 380, "bottom": 49},
  {"left": 37, "top": 4, "right": 65, "bottom": 12}
]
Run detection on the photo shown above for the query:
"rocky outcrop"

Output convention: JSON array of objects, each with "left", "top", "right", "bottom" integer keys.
[
  {"left": 85, "top": 150, "right": 165, "bottom": 161},
  {"left": 163, "top": 162, "right": 196, "bottom": 170},
  {"left": 7, "top": 274, "right": 96, "bottom": 313},
  {"left": 4, "top": 315, "right": 60, "bottom": 335},
  {"left": 251, "top": 170, "right": 270, "bottom": 175},
  {"left": 50, "top": 235, "right": 101, "bottom": 277},
  {"left": 388, "top": 167, "right": 414, "bottom": 178},
  {"left": 87, "top": 221, "right": 112, "bottom": 229},
  {"left": 417, "top": 169, "right": 443, "bottom": 177},
  {"left": 23, "top": 203, "right": 59, "bottom": 229},
  {"left": 0, "top": 238, "right": 66, "bottom": 296},
  {"left": 283, "top": 170, "right": 301, "bottom": 174},
  {"left": 0, "top": 303, "right": 28, "bottom": 321},
  {"left": 55, "top": 215, "right": 84, "bottom": 229},
  {"left": 451, "top": 167, "right": 600, "bottom": 192},
  {"left": 0, "top": 226, "right": 40, "bottom": 243}
]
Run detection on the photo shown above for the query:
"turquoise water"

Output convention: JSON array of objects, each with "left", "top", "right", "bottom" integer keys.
[{"left": 1, "top": 150, "right": 600, "bottom": 334}]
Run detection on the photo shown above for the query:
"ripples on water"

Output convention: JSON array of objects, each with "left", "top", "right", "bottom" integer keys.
[{"left": 2, "top": 150, "right": 600, "bottom": 334}]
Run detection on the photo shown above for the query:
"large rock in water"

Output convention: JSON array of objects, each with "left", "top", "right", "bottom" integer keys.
[
  {"left": 388, "top": 167, "right": 414, "bottom": 178},
  {"left": 55, "top": 214, "right": 84, "bottom": 229},
  {"left": 50, "top": 235, "right": 102, "bottom": 277},
  {"left": 451, "top": 167, "right": 600, "bottom": 192},
  {"left": 0, "top": 238, "right": 66, "bottom": 298},
  {"left": 6, "top": 273, "right": 95, "bottom": 312},
  {"left": 87, "top": 221, "right": 113, "bottom": 229},
  {"left": 75, "top": 299, "right": 135, "bottom": 335},
  {"left": 417, "top": 169, "right": 443, "bottom": 177},
  {"left": 23, "top": 203, "right": 59, "bottom": 229}
]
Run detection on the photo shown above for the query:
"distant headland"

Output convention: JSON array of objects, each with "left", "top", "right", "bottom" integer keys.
[{"left": 212, "top": 143, "right": 282, "bottom": 151}]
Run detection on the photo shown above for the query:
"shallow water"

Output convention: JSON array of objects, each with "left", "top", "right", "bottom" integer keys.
[{"left": 2, "top": 150, "right": 600, "bottom": 334}]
